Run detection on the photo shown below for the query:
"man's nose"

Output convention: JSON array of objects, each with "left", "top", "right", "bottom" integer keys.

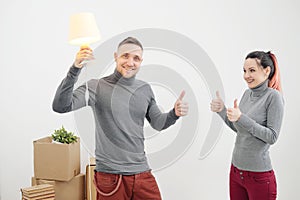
[{"left": 126, "top": 57, "right": 134, "bottom": 66}]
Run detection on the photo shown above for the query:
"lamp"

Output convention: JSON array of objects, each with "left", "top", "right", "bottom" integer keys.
[
  {"left": 68, "top": 12, "right": 101, "bottom": 46},
  {"left": 68, "top": 12, "right": 101, "bottom": 107}
]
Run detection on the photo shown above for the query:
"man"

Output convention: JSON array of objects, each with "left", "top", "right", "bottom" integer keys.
[{"left": 53, "top": 37, "right": 189, "bottom": 199}]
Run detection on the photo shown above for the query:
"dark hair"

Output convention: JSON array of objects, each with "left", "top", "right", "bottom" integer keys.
[
  {"left": 245, "top": 51, "right": 274, "bottom": 79},
  {"left": 118, "top": 37, "right": 143, "bottom": 50},
  {"left": 245, "top": 51, "right": 282, "bottom": 92}
]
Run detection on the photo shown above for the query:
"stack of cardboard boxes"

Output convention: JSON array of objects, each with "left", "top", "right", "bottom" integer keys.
[
  {"left": 32, "top": 136, "right": 85, "bottom": 200},
  {"left": 21, "top": 184, "right": 55, "bottom": 200}
]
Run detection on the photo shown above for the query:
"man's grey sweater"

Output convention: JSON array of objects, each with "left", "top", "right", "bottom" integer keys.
[
  {"left": 218, "top": 80, "right": 284, "bottom": 172},
  {"left": 53, "top": 66, "right": 179, "bottom": 175}
]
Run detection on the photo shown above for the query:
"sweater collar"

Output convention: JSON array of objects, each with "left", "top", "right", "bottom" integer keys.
[
  {"left": 250, "top": 79, "right": 269, "bottom": 97},
  {"left": 111, "top": 68, "right": 136, "bottom": 86}
]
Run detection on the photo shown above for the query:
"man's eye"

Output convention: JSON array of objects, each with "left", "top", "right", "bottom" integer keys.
[{"left": 122, "top": 54, "right": 129, "bottom": 58}]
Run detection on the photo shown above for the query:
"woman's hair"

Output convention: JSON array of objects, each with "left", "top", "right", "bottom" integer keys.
[
  {"left": 246, "top": 51, "right": 282, "bottom": 92},
  {"left": 118, "top": 37, "right": 143, "bottom": 50}
]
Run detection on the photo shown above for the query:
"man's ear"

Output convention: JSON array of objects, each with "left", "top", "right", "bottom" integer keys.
[{"left": 114, "top": 52, "right": 118, "bottom": 61}]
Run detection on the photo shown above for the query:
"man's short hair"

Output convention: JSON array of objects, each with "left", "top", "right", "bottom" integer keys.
[{"left": 118, "top": 37, "right": 143, "bottom": 50}]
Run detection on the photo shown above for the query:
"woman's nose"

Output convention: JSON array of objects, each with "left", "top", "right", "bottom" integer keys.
[{"left": 244, "top": 71, "right": 250, "bottom": 78}]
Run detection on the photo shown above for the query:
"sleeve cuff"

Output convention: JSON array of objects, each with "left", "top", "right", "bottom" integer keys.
[
  {"left": 68, "top": 64, "right": 82, "bottom": 77},
  {"left": 171, "top": 108, "right": 180, "bottom": 120},
  {"left": 217, "top": 106, "right": 227, "bottom": 119}
]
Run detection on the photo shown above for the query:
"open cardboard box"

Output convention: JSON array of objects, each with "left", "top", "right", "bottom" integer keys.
[{"left": 33, "top": 136, "right": 80, "bottom": 181}]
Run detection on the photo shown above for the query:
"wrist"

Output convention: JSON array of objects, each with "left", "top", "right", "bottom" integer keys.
[{"left": 74, "top": 62, "right": 83, "bottom": 68}]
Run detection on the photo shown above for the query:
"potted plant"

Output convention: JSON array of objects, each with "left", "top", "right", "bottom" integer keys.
[
  {"left": 33, "top": 126, "right": 80, "bottom": 181},
  {"left": 52, "top": 126, "right": 78, "bottom": 144}
]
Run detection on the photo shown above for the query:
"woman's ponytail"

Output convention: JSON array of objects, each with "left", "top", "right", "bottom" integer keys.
[{"left": 268, "top": 53, "right": 282, "bottom": 92}]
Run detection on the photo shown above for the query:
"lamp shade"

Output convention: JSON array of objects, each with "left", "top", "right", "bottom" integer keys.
[{"left": 68, "top": 12, "right": 101, "bottom": 46}]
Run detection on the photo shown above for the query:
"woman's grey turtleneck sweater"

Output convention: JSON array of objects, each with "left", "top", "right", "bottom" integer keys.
[
  {"left": 53, "top": 66, "right": 179, "bottom": 175},
  {"left": 218, "top": 80, "right": 284, "bottom": 172}
]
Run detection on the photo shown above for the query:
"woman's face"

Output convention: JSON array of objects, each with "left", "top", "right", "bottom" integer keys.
[{"left": 243, "top": 58, "right": 270, "bottom": 88}]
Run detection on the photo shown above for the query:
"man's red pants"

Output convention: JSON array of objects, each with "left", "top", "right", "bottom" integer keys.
[{"left": 94, "top": 170, "right": 162, "bottom": 200}]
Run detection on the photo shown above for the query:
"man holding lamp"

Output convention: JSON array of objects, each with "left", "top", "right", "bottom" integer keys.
[{"left": 52, "top": 37, "right": 189, "bottom": 199}]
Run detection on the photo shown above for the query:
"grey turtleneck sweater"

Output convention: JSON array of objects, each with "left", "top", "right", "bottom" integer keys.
[
  {"left": 218, "top": 80, "right": 284, "bottom": 172},
  {"left": 52, "top": 66, "right": 179, "bottom": 175}
]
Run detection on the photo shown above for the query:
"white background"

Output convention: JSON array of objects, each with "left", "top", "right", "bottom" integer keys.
[{"left": 1, "top": 0, "right": 299, "bottom": 199}]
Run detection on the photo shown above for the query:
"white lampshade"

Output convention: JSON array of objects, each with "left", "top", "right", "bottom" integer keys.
[{"left": 68, "top": 12, "right": 101, "bottom": 46}]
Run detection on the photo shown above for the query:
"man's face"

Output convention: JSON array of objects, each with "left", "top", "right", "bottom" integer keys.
[{"left": 114, "top": 44, "right": 143, "bottom": 78}]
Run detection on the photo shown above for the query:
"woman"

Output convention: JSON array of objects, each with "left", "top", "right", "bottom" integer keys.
[{"left": 210, "top": 51, "right": 284, "bottom": 200}]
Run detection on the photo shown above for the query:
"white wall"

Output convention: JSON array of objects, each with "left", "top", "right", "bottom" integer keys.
[{"left": 1, "top": 0, "right": 299, "bottom": 199}]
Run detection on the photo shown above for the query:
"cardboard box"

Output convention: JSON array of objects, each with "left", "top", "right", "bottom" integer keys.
[
  {"left": 21, "top": 184, "right": 55, "bottom": 200},
  {"left": 32, "top": 174, "right": 85, "bottom": 200},
  {"left": 86, "top": 158, "right": 97, "bottom": 200},
  {"left": 33, "top": 136, "right": 80, "bottom": 181}
]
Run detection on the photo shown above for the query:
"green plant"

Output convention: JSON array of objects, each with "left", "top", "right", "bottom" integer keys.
[{"left": 52, "top": 126, "right": 78, "bottom": 144}]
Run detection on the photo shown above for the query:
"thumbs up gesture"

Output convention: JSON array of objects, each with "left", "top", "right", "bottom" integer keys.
[
  {"left": 227, "top": 99, "right": 242, "bottom": 122},
  {"left": 174, "top": 90, "right": 189, "bottom": 117},
  {"left": 210, "top": 91, "right": 224, "bottom": 112}
]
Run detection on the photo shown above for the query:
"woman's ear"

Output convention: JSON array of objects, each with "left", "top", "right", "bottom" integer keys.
[{"left": 265, "top": 66, "right": 271, "bottom": 78}]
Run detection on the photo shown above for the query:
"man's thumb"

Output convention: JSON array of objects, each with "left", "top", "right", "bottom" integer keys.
[
  {"left": 234, "top": 99, "right": 238, "bottom": 108},
  {"left": 178, "top": 90, "right": 186, "bottom": 101}
]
